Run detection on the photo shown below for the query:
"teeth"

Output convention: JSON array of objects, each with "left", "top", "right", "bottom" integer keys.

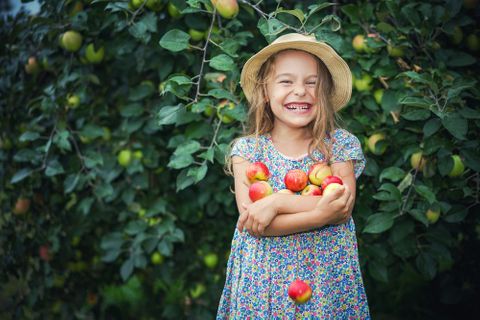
[{"left": 285, "top": 104, "right": 310, "bottom": 110}]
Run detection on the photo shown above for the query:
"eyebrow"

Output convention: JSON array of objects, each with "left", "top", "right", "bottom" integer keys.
[{"left": 275, "top": 73, "right": 318, "bottom": 79}]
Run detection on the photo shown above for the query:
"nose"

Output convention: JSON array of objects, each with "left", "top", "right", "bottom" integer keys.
[{"left": 293, "top": 82, "right": 306, "bottom": 96}]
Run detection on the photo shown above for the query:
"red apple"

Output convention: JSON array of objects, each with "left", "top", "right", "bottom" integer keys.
[
  {"left": 13, "top": 197, "right": 31, "bottom": 215},
  {"left": 321, "top": 176, "right": 344, "bottom": 197},
  {"left": 301, "top": 184, "right": 322, "bottom": 196},
  {"left": 39, "top": 245, "right": 52, "bottom": 262},
  {"left": 284, "top": 169, "right": 308, "bottom": 192},
  {"left": 249, "top": 181, "right": 273, "bottom": 202},
  {"left": 246, "top": 162, "right": 270, "bottom": 183},
  {"left": 288, "top": 279, "right": 312, "bottom": 304},
  {"left": 307, "top": 162, "right": 332, "bottom": 186},
  {"left": 320, "top": 176, "right": 343, "bottom": 190},
  {"left": 277, "top": 189, "right": 295, "bottom": 194}
]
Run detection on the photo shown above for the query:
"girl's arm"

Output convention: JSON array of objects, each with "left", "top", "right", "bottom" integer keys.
[
  {"left": 233, "top": 156, "right": 357, "bottom": 237},
  {"left": 260, "top": 161, "right": 357, "bottom": 237}
]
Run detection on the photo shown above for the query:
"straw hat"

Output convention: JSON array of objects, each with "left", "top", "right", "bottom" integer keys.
[{"left": 240, "top": 33, "right": 352, "bottom": 111}]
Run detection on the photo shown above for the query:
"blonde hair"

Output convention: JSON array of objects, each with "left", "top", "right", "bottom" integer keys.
[{"left": 225, "top": 49, "right": 340, "bottom": 176}]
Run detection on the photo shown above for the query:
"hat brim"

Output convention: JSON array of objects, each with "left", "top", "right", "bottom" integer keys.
[{"left": 240, "top": 40, "right": 352, "bottom": 111}]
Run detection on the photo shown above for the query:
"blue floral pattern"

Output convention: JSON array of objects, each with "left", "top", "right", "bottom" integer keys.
[{"left": 216, "top": 129, "right": 370, "bottom": 319}]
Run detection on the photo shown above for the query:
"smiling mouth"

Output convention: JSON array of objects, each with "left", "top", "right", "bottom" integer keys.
[{"left": 284, "top": 103, "right": 312, "bottom": 111}]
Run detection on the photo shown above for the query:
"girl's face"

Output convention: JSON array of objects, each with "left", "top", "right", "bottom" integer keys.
[{"left": 265, "top": 50, "right": 319, "bottom": 131}]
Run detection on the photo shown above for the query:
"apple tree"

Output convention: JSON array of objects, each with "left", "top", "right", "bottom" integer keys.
[{"left": 0, "top": 0, "right": 479, "bottom": 318}]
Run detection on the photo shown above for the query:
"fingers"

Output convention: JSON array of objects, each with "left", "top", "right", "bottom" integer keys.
[{"left": 237, "top": 211, "right": 248, "bottom": 232}]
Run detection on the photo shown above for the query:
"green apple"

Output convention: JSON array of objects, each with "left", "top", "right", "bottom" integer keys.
[
  {"left": 85, "top": 43, "right": 105, "bottom": 64},
  {"left": 448, "top": 155, "right": 465, "bottom": 177},
  {"left": 24, "top": 56, "right": 40, "bottom": 75},
  {"left": 102, "top": 127, "right": 111, "bottom": 141},
  {"left": 450, "top": 26, "right": 463, "bottom": 45},
  {"left": 203, "top": 105, "right": 215, "bottom": 117},
  {"left": 387, "top": 44, "right": 405, "bottom": 57},
  {"left": 167, "top": 2, "right": 181, "bottom": 18},
  {"left": 367, "top": 133, "right": 387, "bottom": 155},
  {"left": 373, "top": 88, "right": 384, "bottom": 105},
  {"left": 189, "top": 28, "right": 205, "bottom": 41},
  {"left": 130, "top": 0, "right": 145, "bottom": 9},
  {"left": 203, "top": 252, "right": 218, "bottom": 269},
  {"left": 354, "top": 74, "right": 373, "bottom": 92},
  {"left": 117, "top": 149, "right": 133, "bottom": 167},
  {"left": 352, "top": 34, "right": 366, "bottom": 53},
  {"left": 426, "top": 207, "right": 440, "bottom": 224},
  {"left": 410, "top": 151, "right": 427, "bottom": 171},
  {"left": 67, "top": 94, "right": 80, "bottom": 109},
  {"left": 190, "top": 283, "right": 206, "bottom": 298},
  {"left": 133, "top": 150, "right": 143, "bottom": 160},
  {"left": 216, "top": 100, "right": 235, "bottom": 123},
  {"left": 466, "top": 34, "right": 479, "bottom": 52},
  {"left": 151, "top": 252, "right": 164, "bottom": 265},
  {"left": 211, "top": 0, "right": 239, "bottom": 19},
  {"left": 146, "top": 0, "right": 164, "bottom": 11},
  {"left": 61, "top": 30, "right": 83, "bottom": 52}
]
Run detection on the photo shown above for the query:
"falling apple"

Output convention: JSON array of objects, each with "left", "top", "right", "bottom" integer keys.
[{"left": 288, "top": 279, "right": 312, "bottom": 304}]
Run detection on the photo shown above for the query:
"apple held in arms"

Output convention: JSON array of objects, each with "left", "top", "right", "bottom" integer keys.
[
  {"left": 288, "top": 279, "right": 312, "bottom": 304},
  {"left": 321, "top": 176, "right": 344, "bottom": 196},
  {"left": 246, "top": 161, "right": 270, "bottom": 183},
  {"left": 249, "top": 181, "right": 273, "bottom": 202},
  {"left": 307, "top": 162, "right": 332, "bottom": 186},
  {"left": 284, "top": 169, "right": 308, "bottom": 192}
]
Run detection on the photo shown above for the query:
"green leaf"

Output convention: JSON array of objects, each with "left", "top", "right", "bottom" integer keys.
[
  {"left": 176, "top": 168, "right": 195, "bottom": 191},
  {"left": 77, "top": 197, "right": 95, "bottom": 215},
  {"left": 125, "top": 221, "right": 148, "bottom": 236},
  {"left": 409, "top": 209, "right": 429, "bottom": 227},
  {"left": 53, "top": 130, "right": 72, "bottom": 151},
  {"left": 442, "top": 114, "right": 467, "bottom": 140},
  {"left": 157, "top": 105, "right": 183, "bottom": 125},
  {"left": 19, "top": 131, "right": 40, "bottom": 142},
  {"left": 401, "top": 109, "right": 431, "bottom": 121},
  {"left": 379, "top": 167, "right": 405, "bottom": 182},
  {"left": 45, "top": 160, "right": 64, "bottom": 177},
  {"left": 399, "top": 96, "right": 431, "bottom": 108},
  {"left": 368, "top": 259, "right": 388, "bottom": 283},
  {"left": 187, "top": 164, "right": 208, "bottom": 183},
  {"left": 414, "top": 185, "right": 436, "bottom": 204},
  {"left": 376, "top": 22, "right": 395, "bottom": 33},
  {"left": 276, "top": 8, "right": 304, "bottom": 22},
  {"left": 11, "top": 168, "right": 33, "bottom": 184},
  {"left": 341, "top": 4, "right": 360, "bottom": 23},
  {"left": 397, "top": 172, "right": 413, "bottom": 193},
  {"left": 416, "top": 252, "right": 437, "bottom": 280},
  {"left": 445, "top": 51, "right": 476, "bottom": 67},
  {"left": 120, "top": 103, "right": 144, "bottom": 118},
  {"left": 209, "top": 54, "right": 235, "bottom": 71},
  {"left": 159, "top": 29, "right": 190, "bottom": 52},
  {"left": 120, "top": 258, "right": 134, "bottom": 281},
  {"left": 363, "top": 213, "right": 395, "bottom": 233},
  {"left": 101, "top": 232, "right": 124, "bottom": 250},
  {"left": 199, "top": 148, "right": 214, "bottom": 163},
  {"left": 168, "top": 153, "right": 194, "bottom": 169},
  {"left": 64, "top": 174, "right": 79, "bottom": 193},
  {"left": 423, "top": 118, "right": 442, "bottom": 138},
  {"left": 207, "top": 88, "right": 236, "bottom": 101},
  {"left": 174, "top": 140, "right": 201, "bottom": 156}
]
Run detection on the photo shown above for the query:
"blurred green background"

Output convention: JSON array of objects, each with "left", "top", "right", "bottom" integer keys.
[{"left": 1, "top": 0, "right": 479, "bottom": 319}]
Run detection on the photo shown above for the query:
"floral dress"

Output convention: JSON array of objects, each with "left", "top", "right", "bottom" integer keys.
[{"left": 216, "top": 129, "right": 370, "bottom": 319}]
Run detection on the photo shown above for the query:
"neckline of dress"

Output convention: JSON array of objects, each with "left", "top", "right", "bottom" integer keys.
[{"left": 265, "top": 133, "right": 310, "bottom": 161}]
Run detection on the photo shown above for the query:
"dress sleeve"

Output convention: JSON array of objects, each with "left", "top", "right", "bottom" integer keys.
[
  {"left": 330, "top": 129, "right": 366, "bottom": 179},
  {"left": 230, "top": 137, "right": 252, "bottom": 162}
]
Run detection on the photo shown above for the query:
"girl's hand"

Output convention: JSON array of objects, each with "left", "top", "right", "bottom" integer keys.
[
  {"left": 237, "top": 194, "right": 278, "bottom": 237},
  {"left": 316, "top": 185, "right": 354, "bottom": 225}
]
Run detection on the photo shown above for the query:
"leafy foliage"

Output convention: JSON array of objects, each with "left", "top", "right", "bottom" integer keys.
[{"left": 0, "top": 0, "right": 479, "bottom": 318}]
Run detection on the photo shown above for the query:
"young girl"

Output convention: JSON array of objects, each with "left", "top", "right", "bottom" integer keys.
[{"left": 216, "top": 33, "right": 370, "bottom": 319}]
